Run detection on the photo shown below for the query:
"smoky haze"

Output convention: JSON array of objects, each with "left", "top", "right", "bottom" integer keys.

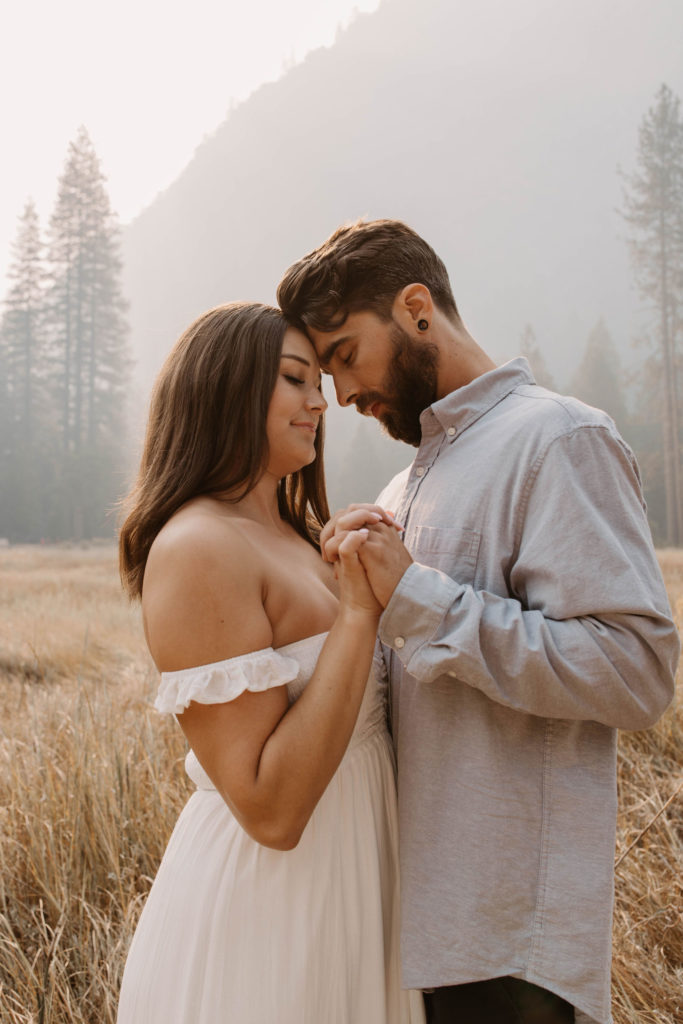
[
  {"left": 2, "top": 0, "right": 682, "bottom": 538},
  {"left": 120, "top": 0, "right": 683, "bottom": 514},
  {"left": 123, "top": 0, "right": 682, "bottom": 384}
]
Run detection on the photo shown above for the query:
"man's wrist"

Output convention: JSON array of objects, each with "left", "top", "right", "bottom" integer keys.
[{"left": 379, "top": 562, "right": 462, "bottom": 662}]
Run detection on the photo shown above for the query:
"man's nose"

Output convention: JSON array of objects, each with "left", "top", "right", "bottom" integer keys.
[{"left": 334, "top": 375, "right": 357, "bottom": 408}]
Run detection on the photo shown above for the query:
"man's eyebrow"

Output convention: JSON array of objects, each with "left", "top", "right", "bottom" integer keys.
[{"left": 319, "top": 336, "right": 350, "bottom": 367}]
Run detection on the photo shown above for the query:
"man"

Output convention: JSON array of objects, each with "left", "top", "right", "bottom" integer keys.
[{"left": 277, "top": 219, "right": 679, "bottom": 1024}]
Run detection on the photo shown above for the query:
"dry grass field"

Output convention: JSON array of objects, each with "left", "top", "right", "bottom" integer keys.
[{"left": 0, "top": 544, "right": 680, "bottom": 1023}]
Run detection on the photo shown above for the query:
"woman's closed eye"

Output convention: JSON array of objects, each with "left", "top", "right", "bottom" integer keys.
[{"left": 284, "top": 374, "right": 306, "bottom": 386}]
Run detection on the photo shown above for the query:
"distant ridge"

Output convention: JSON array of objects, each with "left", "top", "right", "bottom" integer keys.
[{"left": 121, "top": 0, "right": 683, "bottom": 500}]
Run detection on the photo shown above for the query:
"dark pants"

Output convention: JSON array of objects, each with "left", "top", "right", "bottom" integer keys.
[{"left": 423, "top": 977, "right": 574, "bottom": 1024}]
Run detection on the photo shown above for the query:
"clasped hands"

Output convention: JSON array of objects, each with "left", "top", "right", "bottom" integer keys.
[{"left": 320, "top": 505, "right": 413, "bottom": 609}]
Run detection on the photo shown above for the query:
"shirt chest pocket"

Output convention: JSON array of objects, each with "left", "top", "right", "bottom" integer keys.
[{"left": 410, "top": 525, "right": 481, "bottom": 584}]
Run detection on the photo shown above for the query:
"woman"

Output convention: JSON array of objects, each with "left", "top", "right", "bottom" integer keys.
[{"left": 117, "top": 303, "right": 424, "bottom": 1023}]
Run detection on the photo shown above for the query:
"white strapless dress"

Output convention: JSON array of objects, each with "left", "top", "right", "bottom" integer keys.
[{"left": 117, "top": 633, "right": 424, "bottom": 1023}]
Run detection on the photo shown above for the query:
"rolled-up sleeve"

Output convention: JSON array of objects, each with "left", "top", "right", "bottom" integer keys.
[{"left": 379, "top": 425, "right": 679, "bottom": 729}]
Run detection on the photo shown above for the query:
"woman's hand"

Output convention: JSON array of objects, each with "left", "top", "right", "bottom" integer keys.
[
  {"left": 320, "top": 504, "right": 402, "bottom": 563},
  {"left": 336, "top": 529, "right": 382, "bottom": 618}
]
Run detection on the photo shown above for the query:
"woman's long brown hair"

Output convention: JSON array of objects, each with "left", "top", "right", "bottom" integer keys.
[{"left": 118, "top": 302, "right": 329, "bottom": 599}]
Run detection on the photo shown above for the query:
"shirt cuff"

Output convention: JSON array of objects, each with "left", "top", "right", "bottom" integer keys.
[{"left": 379, "top": 561, "right": 462, "bottom": 666}]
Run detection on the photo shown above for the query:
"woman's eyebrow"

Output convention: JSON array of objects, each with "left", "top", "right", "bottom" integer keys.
[{"left": 281, "top": 353, "right": 311, "bottom": 367}]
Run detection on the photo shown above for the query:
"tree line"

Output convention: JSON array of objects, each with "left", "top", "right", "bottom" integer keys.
[
  {"left": 519, "top": 84, "right": 683, "bottom": 547},
  {"left": 1, "top": 85, "right": 682, "bottom": 545},
  {"left": 0, "top": 127, "right": 130, "bottom": 541}
]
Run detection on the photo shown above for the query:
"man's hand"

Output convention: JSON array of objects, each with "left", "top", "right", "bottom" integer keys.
[
  {"left": 325, "top": 517, "right": 413, "bottom": 609},
  {"left": 320, "top": 505, "right": 401, "bottom": 563}
]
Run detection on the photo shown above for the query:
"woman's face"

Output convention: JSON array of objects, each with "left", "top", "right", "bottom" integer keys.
[{"left": 265, "top": 329, "right": 327, "bottom": 478}]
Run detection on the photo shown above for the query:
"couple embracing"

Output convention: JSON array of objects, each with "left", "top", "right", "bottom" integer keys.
[{"left": 117, "top": 220, "right": 678, "bottom": 1024}]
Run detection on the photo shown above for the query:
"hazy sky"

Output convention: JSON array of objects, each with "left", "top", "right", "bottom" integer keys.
[{"left": 0, "top": 0, "right": 379, "bottom": 291}]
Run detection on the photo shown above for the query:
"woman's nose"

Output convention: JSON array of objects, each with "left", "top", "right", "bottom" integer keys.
[{"left": 305, "top": 384, "right": 328, "bottom": 412}]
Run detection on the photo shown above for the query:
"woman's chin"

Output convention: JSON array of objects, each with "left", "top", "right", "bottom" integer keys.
[
  {"left": 297, "top": 449, "right": 318, "bottom": 471},
  {"left": 272, "top": 451, "right": 318, "bottom": 478}
]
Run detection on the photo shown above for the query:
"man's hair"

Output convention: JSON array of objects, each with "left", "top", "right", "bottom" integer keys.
[{"left": 277, "top": 219, "right": 459, "bottom": 332}]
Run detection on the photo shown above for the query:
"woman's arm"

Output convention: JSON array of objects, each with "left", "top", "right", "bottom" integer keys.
[{"left": 143, "top": 519, "right": 380, "bottom": 850}]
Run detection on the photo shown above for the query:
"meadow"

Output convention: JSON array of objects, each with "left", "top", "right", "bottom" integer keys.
[{"left": 0, "top": 544, "right": 680, "bottom": 1023}]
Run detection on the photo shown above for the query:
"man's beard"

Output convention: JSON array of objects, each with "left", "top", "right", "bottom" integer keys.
[{"left": 356, "top": 322, "right": 439, "bottom": 447}]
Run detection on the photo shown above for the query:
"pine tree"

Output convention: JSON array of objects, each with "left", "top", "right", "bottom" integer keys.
[
  {"left": 44, "top": 127, "right": 130, "bottom": 538},
  {"left": 621, "top": 84, "right": 683, "bottom": 546},
  {"left": 520, "top": 324, "right": 556, "bottom": 390},
  {"left": 570, "top": 318, "right": 630, "bottom": 430},
  {"left": 0, "top": 200, "right": 45, "bottom": 445},
  {"left": 0, "top": 200, "right": 49, "bottom": 540}
]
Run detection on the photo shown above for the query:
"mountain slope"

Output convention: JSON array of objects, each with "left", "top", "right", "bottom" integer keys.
[{"left": 121, "top": 0, "right": 683, "bottom": 499}]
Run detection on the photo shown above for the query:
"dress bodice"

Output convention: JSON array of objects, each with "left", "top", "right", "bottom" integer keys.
[
  {"left": 154, "top": 632, "right": 389, "bottom": 791},
  {"left": 283, "top": 632, "right": 388, "bottom": 745}
]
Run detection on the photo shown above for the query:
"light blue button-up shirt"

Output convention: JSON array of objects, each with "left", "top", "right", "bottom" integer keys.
[{"left": 377, "top": 358, "right": 678, "bottom": 1024}]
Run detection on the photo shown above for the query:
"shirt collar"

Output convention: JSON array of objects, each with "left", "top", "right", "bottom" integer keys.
[{"left": 420, "top": 357, "right": 536, "bottom": 443}]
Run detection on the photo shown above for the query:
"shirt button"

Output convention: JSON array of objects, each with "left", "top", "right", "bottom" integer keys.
[
  {"left": 395, "top": 637, "right": 405, "bottom": 649},
  {"left": 447, "top": 426, "right": 456, "bottom": 436},
  {"left": 415, "top": 466, "right": 426, "bottom": 477}
]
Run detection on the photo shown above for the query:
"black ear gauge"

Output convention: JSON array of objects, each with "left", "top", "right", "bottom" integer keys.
[{"left": 417, "top": 319, "right": 429, "bottom": 331}]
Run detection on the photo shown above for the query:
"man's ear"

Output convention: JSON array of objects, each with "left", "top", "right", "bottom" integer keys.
[{"left": 393, "top": 284, "right": 434, "bottom": 332}]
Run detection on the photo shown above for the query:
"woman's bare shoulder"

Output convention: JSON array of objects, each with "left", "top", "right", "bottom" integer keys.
[
  {"left": 143, "top": 501, "right": 272, "bottom": 671},
  {"left": 148, "top": 500, "right": 261, "bottom": 575}
]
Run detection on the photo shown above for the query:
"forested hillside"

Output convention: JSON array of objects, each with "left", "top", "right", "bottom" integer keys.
[{"left": 119, "top": 0, "right": 683, "bottom": 534}]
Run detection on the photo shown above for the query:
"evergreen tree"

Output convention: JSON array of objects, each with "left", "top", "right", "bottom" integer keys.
[
  {"left": 621, "top": 83, "right": 683, "bottom": 546},
  {"left": 0, "top": 200, "right": 45, "bottom": 445},
  {"left": 0, "top": 200, "right": 50, "bottom": 541},
  {"left": 570, "top": 318, "right": 630, "bottom": 430},
  {"left": 520, "top": 324, "right": 556, "bottom": 390},
  {"left": 44, "top": 127, "right": 130, "bottom": 538}
]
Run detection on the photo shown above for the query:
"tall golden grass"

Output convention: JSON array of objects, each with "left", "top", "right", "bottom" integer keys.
[{"left": 0, "top": 545, "right": 680, "bottom": 1023}]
